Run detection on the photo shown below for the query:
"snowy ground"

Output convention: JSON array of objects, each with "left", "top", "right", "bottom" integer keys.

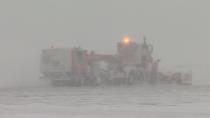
[{"left": 0, "top": 85, "right": 209, "bottom": 118}]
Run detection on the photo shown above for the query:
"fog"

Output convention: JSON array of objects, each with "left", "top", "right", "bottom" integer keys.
[{"left": 1, "top": 0, "right": 210, "bottom": 88}]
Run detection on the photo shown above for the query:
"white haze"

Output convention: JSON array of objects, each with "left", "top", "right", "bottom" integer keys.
[{"left": 0, "top": 0, "right": 210, "bottom": 88}]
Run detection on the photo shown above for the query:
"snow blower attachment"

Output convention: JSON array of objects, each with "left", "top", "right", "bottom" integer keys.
[{"left": 40, "top": 36, "right": 192, "bottom": 86}]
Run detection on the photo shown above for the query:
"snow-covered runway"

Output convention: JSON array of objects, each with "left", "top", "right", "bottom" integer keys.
[{"left": 0, "top": 85, "right": 209, "bottom": 118}]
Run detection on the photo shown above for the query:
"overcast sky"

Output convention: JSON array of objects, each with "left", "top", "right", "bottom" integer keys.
[{"left": 1, "top": 0, "right": 210, "bottom": 87}]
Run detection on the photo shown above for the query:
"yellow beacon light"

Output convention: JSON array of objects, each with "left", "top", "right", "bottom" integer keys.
[{"left": 122, "top": 36, "right": 131, "bottom": 45}]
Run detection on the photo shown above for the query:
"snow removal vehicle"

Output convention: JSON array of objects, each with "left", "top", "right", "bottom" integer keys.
[{"left": 40, "top": 36, "right": 192, "bottom": 86}]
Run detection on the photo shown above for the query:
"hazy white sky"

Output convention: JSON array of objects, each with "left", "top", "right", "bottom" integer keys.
[{"left": 1, "top": 0, "right": 210, "bottom": 86}]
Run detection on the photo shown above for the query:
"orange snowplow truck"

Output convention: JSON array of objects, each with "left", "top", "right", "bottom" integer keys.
[{"left": 40, "top": 36, "right": 192, "bottom": 86}]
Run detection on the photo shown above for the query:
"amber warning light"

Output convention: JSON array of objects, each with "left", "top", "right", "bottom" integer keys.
[{"left": 122, "top": 36, "right": 132, "bottom": 45}]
